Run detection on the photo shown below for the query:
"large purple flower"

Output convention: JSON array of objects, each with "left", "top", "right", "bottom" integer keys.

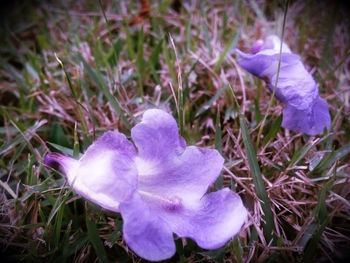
[
  {"left": 44, "top": 109, "right": 247, "bottom": 261},
  {"left": 235, "top": 35, "right": 331, "bottom": 135}
]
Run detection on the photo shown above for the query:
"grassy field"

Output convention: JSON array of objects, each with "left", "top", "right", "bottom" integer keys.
[{"left": 1, "top": 0, "right": 350, "bottom": 262}]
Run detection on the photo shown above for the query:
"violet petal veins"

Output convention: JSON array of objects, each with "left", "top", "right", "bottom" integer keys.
[
  {"left": 235, "top": 35, "right": 331, "bottom": 135},
  {"left": 44, "top": 109, "right": 248, "bottom": 262}
]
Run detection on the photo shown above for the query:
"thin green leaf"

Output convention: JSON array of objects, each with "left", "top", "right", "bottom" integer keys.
[
  {"left": 86, "top": 214, "right": 109, "bottom": 263},
  {"left": 214, "top": 24, "right": 242, "bottom": 73},
  {"left": 262, "top": 115, "right": 282, "bottom": 146},
  {"left": 240, "top": 113, "right": 275, "bottom": 241},
  {"left": 215, "top": 110, "right": 223, "bottom": 190},
  {"left": 195, "top": 84, "right": 229, "bottom": 117}
]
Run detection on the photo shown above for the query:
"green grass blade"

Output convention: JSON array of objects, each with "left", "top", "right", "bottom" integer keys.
[
  {"left": 288, "top": 140, "right": 315, "bottom": 168},
  {"left": 195, "top": 84, "right": 229, "bottom": 117},
  {"left": 86, "top": 213, "right": 109, "bottom": 263},
  {"left": 136, "top": 26, "right": 145, "bottom": 100},
  {"left": 215, "top": 109, "right": 223, "bottom": 190},
  {"left": 239, "top": 113, "right": 275, "bottom": 241},
  {"left": 76, "top": 53, "right": 131, "bottom": 129},
  {"left": 262, "top": 115, "right": 282, "bottom": 146},
  {"left": 313, "top": 143, "right": 350, "bottom": 173},
  {"left": 47, "top": 142, "right": 77, "bottom": 157},
  {"left": 214, "top": 24, "right": 242, "bottom": 73}
]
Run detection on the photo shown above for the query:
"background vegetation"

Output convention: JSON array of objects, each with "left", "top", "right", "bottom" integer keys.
[{"left": 1, "top": 0, "right": 349, "bottom": 262}]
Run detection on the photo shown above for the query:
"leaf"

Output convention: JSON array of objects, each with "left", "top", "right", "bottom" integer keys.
[
  {"left": 195, "top": 84, "right": 229, "bottom": 117},
  {"left": 313, "top": 143, "right": 350, "bottom": 173},
  {"left": 262, "top": 115, "right": 282, "bottom": 146},
  {"left": 239, "top": 113, "right": 275, "bottom": 241},
  {"left": 214, "top": 24, "right": 242, "bottom": 73},
  {"left": 288, "top": 140, "right": 315, "bottom": 168},
  {"left": 75, "top": 53, "right": 131, "bottom": 129},
  {"left": 86, "top": 214, "right": 109, "bottom": 263},
  {"left": 215, "top": 110, "right": 223, "bottom": 190}
]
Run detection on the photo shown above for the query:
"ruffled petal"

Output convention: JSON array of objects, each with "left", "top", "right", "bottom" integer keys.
[
  {"left": 45, "top": 131, "right": 138, "bottom": 212},
  {"left": 119, "top": 193, "right": 176, "bottom": 261},
  {"left": 146, "top": 188, "right": 247, "bottom": 249},
  {"left": 131, "top": 109, "right": 185, "bottom": 160},
  {"left": 268, "top": 63, "right": 318, "bottom": 109},
  {"left": 132, "top": 109, "right": 224, "bottom": 203},
  {"left": 282, "top": 97, "right": 331, "bottom": 135},
  {"left": 235, "top": 49, "right": 300, "bottom": 79},
  {"left": 136, "top": 145, "right": 224, "bottom": 205}
]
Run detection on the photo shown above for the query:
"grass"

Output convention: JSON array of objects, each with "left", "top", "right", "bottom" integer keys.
[{"left": 1, "top": 0, "right": 350, "bottom": 262}]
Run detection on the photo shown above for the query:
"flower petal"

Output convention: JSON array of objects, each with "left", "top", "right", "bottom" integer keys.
[
  {"left": 282, "top": 97, "right": 331, "bottom": 135},
  {"left": 119, "top": 193, "right": 176, "bottom": 261},
  {"left": 235, "top": 49, "right": 300, "bottom": 79},
  {"left": 268, "top": 63, "right": 318, "bottom": 109},
  {"left": 136, "top": 145, "right": 224, "bottom": 205},
  {"left": 45, "top": 131, "right": 138, "bottom": 212},
  {"left": 131, "top": 109, "right": 185, "bottom": 160},
  {"left": 74, "top": 131, "right": 138, "bottom": 212},
  {"left": 133, "top": 109, "right": 224, "bottom": 203},
  {"left": 148, "top": 188, "right": 247, "bottom": 249},
  {"left": 44, "top": 152, "right": 79, "bottom": 175}
]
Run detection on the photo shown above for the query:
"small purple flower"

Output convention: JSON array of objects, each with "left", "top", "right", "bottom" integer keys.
[
  {"left": 235, "top": 35, "right": 331, "bottom": 135},
  {"left": 44, "top": 109, "right": 247, "bottom": 261}
]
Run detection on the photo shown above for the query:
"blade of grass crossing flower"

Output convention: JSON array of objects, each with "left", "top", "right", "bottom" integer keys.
[
  {"left": 256, "top": 0, "right": 289, "bottom": 148},
  {"left": 86, "top": 213, "right": 109, "bottom": 263},
  {"left": 214, "top": 24, "right": 242, "bottom": 73}
]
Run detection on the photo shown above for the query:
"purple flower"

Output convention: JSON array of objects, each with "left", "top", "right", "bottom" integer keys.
[
  {"left": 235, "top": 35, "right": 331, "bottom": 135},
  {"left": 44, "top": 109, "right": 247, "bottom": 261}
]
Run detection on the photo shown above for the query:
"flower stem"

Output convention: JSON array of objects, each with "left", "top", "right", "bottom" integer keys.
[{"left": 256, "top": 0, "right": 289, "bottom": 149}]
